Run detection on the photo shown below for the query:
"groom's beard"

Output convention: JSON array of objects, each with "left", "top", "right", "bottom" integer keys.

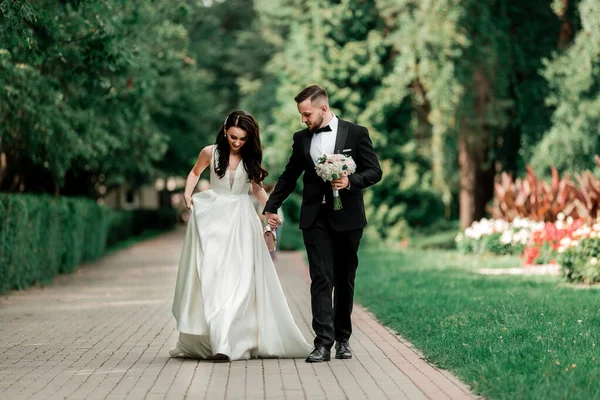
[{"left": 307, "top": 114, "right": 324, "bottom": 133}]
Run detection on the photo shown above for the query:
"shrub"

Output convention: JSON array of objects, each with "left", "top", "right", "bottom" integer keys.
[
  {"left": 490, "top": 166, "right": 580, "bottom": 222},
  {"left": 490, "top": 157, "right": 600, "bottom": 224},
  {"left": 559, "top": 238, "right": 600, "bottom": 283},
  {"left": 555, "top": 220, "right": 600, "bottom": 283},
  {"left": 0, "top": 194, "right": 177, "bottom": 294},
  {"left": 0, "top": 194, "right": 111, "bottom": 292}
]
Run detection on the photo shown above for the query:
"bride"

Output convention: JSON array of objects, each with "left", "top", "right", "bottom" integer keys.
[{"left": 170, "top": 110, "right": 311, "bottom": 361}]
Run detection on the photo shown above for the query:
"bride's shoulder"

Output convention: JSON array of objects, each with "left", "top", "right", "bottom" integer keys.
[{"left": 200, "top": 145, "right": 215, "bottom": 158}]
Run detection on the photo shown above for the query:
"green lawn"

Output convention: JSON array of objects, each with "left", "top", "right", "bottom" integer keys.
[{"left": 355, "top": 247, "right": 600, "bottom": 399}]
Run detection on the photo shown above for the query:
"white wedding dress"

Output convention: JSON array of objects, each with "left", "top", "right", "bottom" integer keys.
[{"left": 170, "top": 150, "right": 311, "bottom": 360}]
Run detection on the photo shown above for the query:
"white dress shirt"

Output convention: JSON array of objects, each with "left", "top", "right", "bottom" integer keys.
[
  {"left": 310, "top": 115, "right": 338, "bottom": 163},
  {"left": 310, "top": 115, "right": 339, "bottom": 203}
]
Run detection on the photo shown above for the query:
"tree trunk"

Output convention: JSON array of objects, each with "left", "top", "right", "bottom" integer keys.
[
  {"left": 459, "top": 134, "right": 477, "bottom": 229},
  {"left": 458, "top": 66, "right": 497, "bottom": 229},
  {"left": 0, "top": 151, "right": 6, "bottom": 190},
  {"left": 458, "top": 131, "right": 494, "bottom": 229}
]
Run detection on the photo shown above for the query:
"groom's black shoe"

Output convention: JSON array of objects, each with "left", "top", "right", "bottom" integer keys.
[
  {"left": 305, "top": 345, "right": 331, "bottom": 363},
  {"left": 335, "top": 341, "right": 352, "bottom": 359}
]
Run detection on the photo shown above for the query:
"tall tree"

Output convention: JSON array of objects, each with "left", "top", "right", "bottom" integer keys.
[
  {"left": 252, "top": 0, "right": 413, "bottom": 243},
  {"left": 0, "top": 1, "right": 221, "bottom": 196},
  {"left": 531, "top": 0, "right": 599, "bottom": 176},
  {"left": 367, "top": 0, "right": 564, "bottom": 228}
]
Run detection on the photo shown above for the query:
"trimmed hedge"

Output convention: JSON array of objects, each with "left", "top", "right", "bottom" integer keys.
[{"left": 0, "top": 194, "right": 176, "bottom": 293}]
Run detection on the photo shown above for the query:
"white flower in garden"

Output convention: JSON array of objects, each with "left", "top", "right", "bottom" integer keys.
[
  {"left": 591, "top": 258, "right": 599, "bottom": 265},
  {"left": 567, "top": 216, "right": 574, "bottom": 224},
  {"left": 572, "top": 240, "right": 579, "bottom": 247},
  {"left": 512, "top": 217, "right": 527, "bottom": 229},
  {"left": 465, "top": 227, "right": 475, "bottom": 239},
  {"left": 500, "top": 231, "right": 513, "bottom": 245},
  {"left": 494, "top": 219, "right": 506, "bottom": 232},
  {"left": 558, "top": 246, "right": 565, "bottom": 254},
  {"left": 592, "top": 231, "right": 598, "bottom": 239},
  {"left": 560, "top": 237, "right": 572, "bottom": 247},
  {"left": 556, "top": 220, "right": 564, "bottom": 230},
  {"left": 516, "top": 229, "right": 530, "bottom": 245},
  {"left": 557, "top": 213, "right": 565, "bottom": 221},
  {"left": 593, "top": 223, "right": 600, "bottom": 232}
]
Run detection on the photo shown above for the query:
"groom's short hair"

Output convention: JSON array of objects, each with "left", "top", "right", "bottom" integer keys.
[{"left": 294, "top": 85, "right": 328, "bottom": 105}]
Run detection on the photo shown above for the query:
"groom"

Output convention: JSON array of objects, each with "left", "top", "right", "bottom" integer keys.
[{"left": 264, "top": 85, "right": 382, "bottom": 362}]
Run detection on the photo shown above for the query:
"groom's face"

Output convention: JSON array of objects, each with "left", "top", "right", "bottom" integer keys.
[{"left": 297, "top": 99, "right": 325, "bottom": 132}]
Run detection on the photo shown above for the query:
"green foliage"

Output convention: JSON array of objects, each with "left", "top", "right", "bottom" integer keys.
[
  {"left": 0, "top": 193, "right": 176, "bottom": 293},
  {"left": 277, "top": 221, "right": 304, "bottom": 251},
  {"left": 559, "top": 238, "right": 600, "bottom": 283},
  {"left": 252, "top": 0, "right": 566, "bottom": 233},
  {"left": 0, "top": 194, "right": 110, "bottom": 292},
  {"left": 254, "top": 0, "right": 434, "bottom": 235},
  {"left": 503, "top": 1, "right": 563, "bottom": 172},
  {"left": 0, "top": 1, "right": 226, "bottom": 194},
  {"left": 531, "top": 0, "right": 600, "bottom": 176},
  {"left": 3, "top": 0, "right": 598, "bottom": 236}
]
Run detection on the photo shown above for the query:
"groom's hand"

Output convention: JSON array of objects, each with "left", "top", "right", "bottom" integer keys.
[
  {"left": 265, "top": 212, "right": 281, "bottom": 230},
  {"left": 332, "top": 176, "right": 349, "bottom": 190}
]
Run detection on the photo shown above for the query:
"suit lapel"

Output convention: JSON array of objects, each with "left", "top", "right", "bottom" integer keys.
[{"left": 334, "top": 119, "right": 349, "bottom": 154}]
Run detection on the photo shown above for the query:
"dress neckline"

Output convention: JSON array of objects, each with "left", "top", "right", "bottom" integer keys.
[{"left": 226, "top": 160, "right": 242, "bottom": 190}]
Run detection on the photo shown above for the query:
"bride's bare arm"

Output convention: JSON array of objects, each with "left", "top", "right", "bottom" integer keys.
[
  {"left": 184, "top": 145, "right": 213, "bottom": 209},
  {"left": 251, "top": 181, "right": 269, "bottom": 210}
]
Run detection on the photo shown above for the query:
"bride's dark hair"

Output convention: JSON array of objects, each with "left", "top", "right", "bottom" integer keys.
[{"left": 214, "top": 110, "right": 268, "bottom": 184}]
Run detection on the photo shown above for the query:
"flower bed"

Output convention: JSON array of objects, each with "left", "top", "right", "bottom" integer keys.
[
  {"left": 455, "top": 217, "right": 543, "bottom": 256},
  {"left": 457, "top": 214, "right": 600, "bottom": 283}
]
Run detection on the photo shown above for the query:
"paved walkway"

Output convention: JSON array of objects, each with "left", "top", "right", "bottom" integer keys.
[{"left": 0, "top": 228, "right": 478, "bottom": 399}]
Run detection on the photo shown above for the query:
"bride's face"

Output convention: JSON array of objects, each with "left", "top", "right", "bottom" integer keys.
[{"left": 226, "top": 126, "right": 248, "bottom": 153}]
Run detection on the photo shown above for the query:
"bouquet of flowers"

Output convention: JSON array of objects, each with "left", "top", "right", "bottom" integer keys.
[{"left": 315, "top": 153, "right": 357, "bottom": 210}]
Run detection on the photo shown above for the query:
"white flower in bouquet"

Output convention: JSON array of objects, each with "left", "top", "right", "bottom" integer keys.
[{"left": 314, "top": 153, "right": 357, "bottom": 210}]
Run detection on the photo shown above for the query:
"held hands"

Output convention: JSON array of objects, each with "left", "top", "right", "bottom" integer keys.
[
  {"left": 331, "top": 176, "right": 349, "bottom": 190},
  {"left": 265, "top": 212, "right": 281, "bottom": 230}
]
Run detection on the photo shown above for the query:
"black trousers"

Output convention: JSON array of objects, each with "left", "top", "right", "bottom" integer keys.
[{"left": 302, "top": 206, "right": 363, "bottom": 349}]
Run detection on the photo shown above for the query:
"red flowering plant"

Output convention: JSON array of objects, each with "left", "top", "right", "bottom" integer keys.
[{"left": 522, "top": 214, "right": 586, "bottom": 265}]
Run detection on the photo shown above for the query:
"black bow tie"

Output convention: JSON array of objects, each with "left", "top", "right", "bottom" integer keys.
[{"left": 313, "top": 125, "right": 332, "bottom": 134}]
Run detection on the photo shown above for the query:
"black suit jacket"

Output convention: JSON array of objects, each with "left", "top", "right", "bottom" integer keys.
[{"left": 264, "top": 119, "right": 382, "bottom": 231}]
